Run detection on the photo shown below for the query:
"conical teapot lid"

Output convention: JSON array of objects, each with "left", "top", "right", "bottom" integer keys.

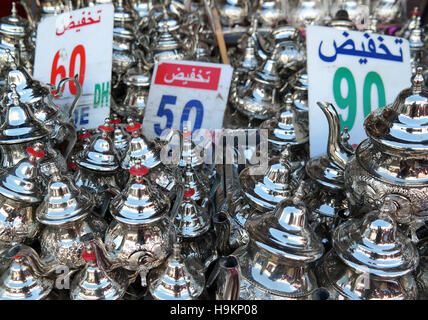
[
  {"left": 239, "top": 148, "right": 293, "bottom": 211},
  {"left": 0, "top": 143, "right": 45, "bottom": 203},
  {"left": 121, "top": 119, "right": 162, "bottom": 169},
  {"left": 148, "top": 243, "right": 204, "bottom": 300},
  {"left": 0, "top": 3, "right": 31, "bottom": 37},
  {"left": 260, "top": 93, "right": 309, "bottom": 148},
  {"left": 110, "top": 161, "right": 170, "bottom": 225},
  {"left": 290, "top": 68, "right": 308, "bottom": 91},
  {"left": 181, "top": 163, "right": 209, "bottom": 203},
  {"left": 76, "top": 119, "right": 120, "bottom": 171},
  {"left": 255, "top": 47, "right": 281, "bottom": 86},
  {"left": 36, "top": 165, "right": 93, "bottom": 225},
  {"left": 0, "top": 85, "right": 50, "bottom": 144},
  {"left": 174, "top": 188, "right": 210, "bottom": 238},
  {"left": 179, "top": 130, "right": 205, "bottom": 168},
  {"left": 123, "top": 61, "right": 151, "bottom": 87},
  {"left": 365, "top": 68, "right": 428, "bottom": 155},
  {"left": 70, "top": 245, "right": 128, "bottom": 300},
  {"left": 246, "top": 183, "right": 324, "bottom": 263},
  {"left": 333, "top": 203, "right": 419, "bottom": 277},
  {"left": 240, "top": 33, "right": 258, "bottom": 71},
  {"left": 156, "top": 6, "right": 180, "bottom": 32},
  {"left": 0, "top": 247, "right": 53, "bottom": 300},
  {"left": 154, "top": 24, "right": 180, "bottom": 51},
  {"left": 111, "top": 114, "right": 129, "bottom": 153},
  {"left": 114, "top": 0, "right": 135, "bottom": 23}
]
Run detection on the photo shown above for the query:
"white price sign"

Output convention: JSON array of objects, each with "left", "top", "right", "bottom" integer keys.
[
  {"left": 142, "top": 60, "right": 233, "bottom": 139},
  {"left": 33, "top": 4, "right": 114, "bottom": 130},
  {"left": 306, "top": 26, "right": 411, "bottom": 157}
]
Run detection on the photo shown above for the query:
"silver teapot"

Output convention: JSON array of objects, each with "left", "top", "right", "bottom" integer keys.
[
  {"left": 0, "top": 84, "right": 51, "bottom": 169},
  {"left": 234, "top": 183, "right": 326, "bottom": 300},
  {"left": 111, "top": 114, "right": 130, "bottom": 159},
  {"left": 173, "top": 187, "right": 216, "bottom": 272},
  {"left": 114, "top": 59, "right": 151, "bottom": 123},
  {"left": 70, "top": 243, "right": 129, "bottom": 300},
  {"left": 235, "top": 46, "right": 282, "bottom": 121},
  {"left": 37, "top": 164, "right": 108, "bottom": 269},
  {"left": 104, "top": 161, "right": 173, "bottom": 286},
  {"left": 317, "top": 203, "right": 419, "bottom": 300},
  {"left": 256, "top": 0, "right": 288, "bottom": 27},
  {"left": 0, "top": 244, "right": 56, "bottom": 300},
  {"left": 215, "top": 0, "right": 250, "bottom": 28},
  {"left": 0, "top": 3, "right": 34, "bottom": 87},
  {"left": 290, "top": 0, "right": 327, "bottom": 29},
  {"left": 372, "top": 0, "right": 403, "bottom": 26},
  {"left": 319, "top": 68, "right": 428, "bottom": 238},
  {"left": 5, "top": 56, "right": 80, "bottom": 160},
  {"left": 0, "top": 143, "right": 46, "bottom": 246},
  {"left": 74, "top": 119, "right": 122, "bottom": 207},
  {"left": 148, "top": 242, "right": 205, "bottom": 300}
]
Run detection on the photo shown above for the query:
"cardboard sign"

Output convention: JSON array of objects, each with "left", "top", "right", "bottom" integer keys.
[
  {"left": 142, "top": 60, "right": 233, "bottom": 140},
  {"left": 306, "top": 25, "right": 411, "bottom": 157},
  {"left": 33, "top": 4, "right": 114, "bottom": 130}
]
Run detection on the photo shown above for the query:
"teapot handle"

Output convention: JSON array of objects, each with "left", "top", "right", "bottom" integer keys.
[{"left": 54, "top": 75, "right": 82, "bottom": 118}]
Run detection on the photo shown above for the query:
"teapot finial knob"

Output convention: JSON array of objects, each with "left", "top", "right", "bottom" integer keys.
[
  {"left": 341, "top": 126, "right": 350, "bottom": 143},
  {"left": 111, "top": 113, "right": 121, "bottom": 125},
  {"left": 412, "top": 67, "right": 424, "bottom": 94},
  {"left": 284, "top": 93, "right": 293, "bottom": 110},
  {"left": 11, "top": 2, "right": 17, "bottom": 17},
  {"left": 129, "top": 159, "right": 148, "bottom": 178},
  {"left": 280, "top": 144, "right": 291, "bottom": 165},
  {"left": 10, "top": 83, "right": 20, "bottom": 104},
  {"left": 125, "top": 118, "right": 141, "bottom": 134},
  {"left": 98, "top": 118, "right": 114, "bottom": 134},
  {"left": 183, "top": 187, "right": 195, "bottom": 199},
  {"left": 293, "top": 181, "right": 305, "bottom": 204}
]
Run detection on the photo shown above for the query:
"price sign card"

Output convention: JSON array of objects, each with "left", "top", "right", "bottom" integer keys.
[
  {"left": 142, "top": 60, "right": 233, "bottom": 139},
  {"left": 33, "top": 4, "right": 114, "bottom": 130},
  {"left": 306, "top": 25, "right": 411, "bottom": 158}
]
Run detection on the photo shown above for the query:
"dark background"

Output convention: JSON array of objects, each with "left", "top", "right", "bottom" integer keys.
[{"left": 0, "top": 1, "right": 427, "bottom": 24}]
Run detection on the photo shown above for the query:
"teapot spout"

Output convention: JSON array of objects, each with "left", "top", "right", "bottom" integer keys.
[
  {"left": 317, "top": 101, "right": 354, "bottom": 170},
  {"left": 213, "top": 211, "right": 232, "bottom": 256},
  {"left": 207, "top": 255, "right": 241, "bottom": 300}
]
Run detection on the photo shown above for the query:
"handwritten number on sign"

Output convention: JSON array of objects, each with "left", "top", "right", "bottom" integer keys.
[
  {"left": 333, "top": 67, "right": 385, "bottom": 131},
  {"left": 50, "top": 45, "right": 86, "bottom": 96},
  {"left": 154, "top": 95, "right": 204, "bottom": 135},
  {"left": 154, "top": 95, "right": 175, "bottom": 136}
]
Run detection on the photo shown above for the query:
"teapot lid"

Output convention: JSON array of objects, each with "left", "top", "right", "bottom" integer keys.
[
  {"left": 290, "top": 68, "right": 308, "bottom": 91},
  {"left": 179, "top": 130, "right": 205, "bottom": 168},
  {"left": 181, "top": 163, "right": 209, "bottom": 203},
  {"left": 333, "top": 203, "right": 419, "bottom": 277},
  {"left": 246, "top": 183, "right": 324, "bottom": 263},
  {"left": 0, "top": 85, "right": 50, "bottom": 144},
  {"left": 148, "top": 243, "right": 205, "bottom": 300},
  {"left": 365, "top": 68, "right": 428, "bottom": 155},
  {"left": 0, "top": 3, "right": 31, "bottom": 38},
  {"left": 70, "top": 245, "right": 128, "bottom": 300},
  {"left": 174, "top": 187, "right": 210, "bottom": 238},
  {"left": 260, "top": 94, "right": 309, "bottom": 149},
  {"left": 123, "top": 61, "right": 151, "bottom": 87},
  {"left": 0, "top": 247, "right": 53, "bottom": 300},
  {"left": 156, "top": 6, "right": 180, "bottom": 32},
  {"left": 121, "top": 119, "right": 162, "bottom": 169},
  {"left": 110, "top": 161, "right": 170, "bottom": 225},
  {"left": 154, "top": 24, "right": 181, "bottom": 51},
  {"left": 36, "top": 165, "right": 93, "bottom": 225},
  {"left": 239, "top": 33, "right": 258, "bottom": 71},
  {"left": 328, "top": 9, "right": 356, "bottom": 30},
  {"left": 77, "top": 119, "right": 120, "bottom": 171},
  {"left": 239, "top": 147, "right": 293, "bottom": 211},
  {"left": 0, "top": 143, "right": 45, "bottom": 203},
  {"left": 408, "top": 16, "right": 423, "bottom": 50},
  {"left": 114, "top": 0, "right": 135, "bottom": 23},
  {"left": 255, "top": 47, "right": 281, "bottom": 86}
]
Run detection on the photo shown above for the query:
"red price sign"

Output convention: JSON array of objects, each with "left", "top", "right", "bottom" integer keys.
[{"left": 50, "top": 45, "right": 86, "bottom": 96}]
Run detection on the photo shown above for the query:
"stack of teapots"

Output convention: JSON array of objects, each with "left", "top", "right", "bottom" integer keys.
[
  {"left": 37, "top": 164, "right": 107, "bottom": 269},
  {"left": 0, "top": 142, "right": 46, "bottom": 248},
  {"left": 235, "top": 182, "right": 326, "bottom": 300},
  {"left": 319, "top": 68, "right": 428, "bottom": 240},
  {"left": 317, "top": 203, "right": 419, "bottom": 300},
  {"left": 105, "top": 161, "right": 172, "bottom": 286}
]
